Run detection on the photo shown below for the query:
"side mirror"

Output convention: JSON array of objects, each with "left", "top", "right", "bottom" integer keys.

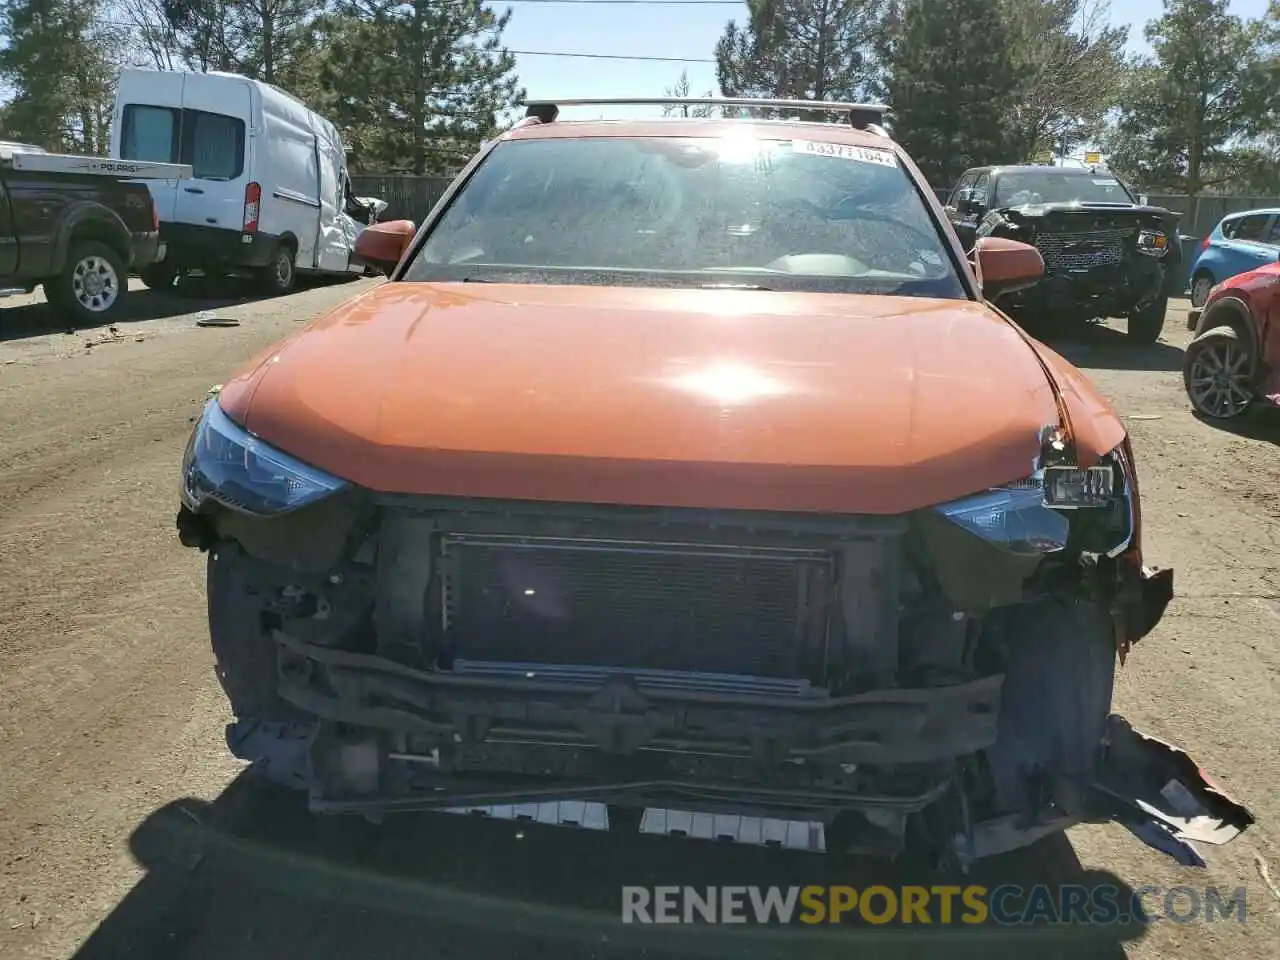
[
  {"left": 974, "top": 236, "right": 1044, "bottom": 300},
  {"left": 352, "top": 219, "right": 416, "bottom": 275}
]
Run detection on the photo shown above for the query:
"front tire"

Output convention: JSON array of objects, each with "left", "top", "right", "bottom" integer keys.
[
  {"left": 1127, "top": 294, "right": 1167, "bottom": 343},
  {"left": 255, "top": 243, "right": 297, "bottom": 295},
  {"left": 1183, "top": 324, "right": 1255, "bottom": 419},
  {"left": 140, "top": 262, "right": 179, "bottom": 292},
  {"left": 1190, "top": 271, "right": 1214, "bottom": 308},
  {"left": 45, "top": 241, "right": 126, "bottom": 324}
]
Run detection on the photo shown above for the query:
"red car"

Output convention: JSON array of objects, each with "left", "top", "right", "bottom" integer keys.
[{"left": 1184, "top": 262, "right": 1280, "bottom": 418}]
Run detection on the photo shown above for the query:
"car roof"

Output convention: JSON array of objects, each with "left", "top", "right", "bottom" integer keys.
[
  {"left": 1221, "top": 208, "right": 1280, "bottom": 220},
  {"left": 503, "top": 117, "right": 896, "bottom": 150}
]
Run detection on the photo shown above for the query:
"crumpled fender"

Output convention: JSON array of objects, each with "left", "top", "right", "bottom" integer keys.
[
  {"left": 1017, "top": 339, "right": 1174, "bottom": 653},
  {"left": 1027, "top": 339, "right": 1129, "bottom": 464}
]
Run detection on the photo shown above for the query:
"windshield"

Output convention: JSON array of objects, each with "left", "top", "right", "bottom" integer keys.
[
  {"left": 405, "top": 135, "right": 966, "bottom": 298},
  {"left": 993, "top": 171, "right": 1134, "bottom": 207}
]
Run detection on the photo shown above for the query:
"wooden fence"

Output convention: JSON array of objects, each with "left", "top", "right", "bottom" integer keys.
[{"left": 1143, "top": 194, "right": 1280, "bottom": 239}]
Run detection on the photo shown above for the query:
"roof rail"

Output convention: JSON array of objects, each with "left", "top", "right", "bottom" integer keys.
[{"left": 520, "top": 98, "right": 890, "bottom": 130}]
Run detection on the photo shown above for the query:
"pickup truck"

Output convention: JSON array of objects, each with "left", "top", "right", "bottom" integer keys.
[
  {"left": 943, "top": 164, "right": 1182, "bottom": 343},
  {"left": 0, "top": 141, "right": 190, "bottom": 323}
]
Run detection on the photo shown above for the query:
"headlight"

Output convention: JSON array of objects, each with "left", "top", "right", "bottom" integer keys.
[
  {"left": 934, "top": 448, "right": 1133, "bottom": 556},
  {"left": 181, "top": 398, "right": 348, "bottom": 515},
  {"left": 934, "top": 482, "right": 1071, "bottom": 555},
  {"left": 1137, "top": 230, "right": 1169, "bottom": 257}
]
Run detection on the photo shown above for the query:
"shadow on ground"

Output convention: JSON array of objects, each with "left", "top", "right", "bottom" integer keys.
[
  {"left": 73, "top": 773, "right": 1144, "bottom": 960},
  {"left": 1193, "top": 405, "right": 1280, "bottom": 446},
  {"left": 1032, "top": 320, "right": 1186, "bottom": 373},
  {"left": 0, "top": 274, "right": 357, "bottom": 344}
]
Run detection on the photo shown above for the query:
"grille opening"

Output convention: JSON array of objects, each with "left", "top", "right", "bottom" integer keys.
[{"left": 435, "top": 533, "right": 836, "bottom": 681}]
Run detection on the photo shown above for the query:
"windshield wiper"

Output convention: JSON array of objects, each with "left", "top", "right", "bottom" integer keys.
[{"left": 699, "top": 282, "right": 772, "bottom": 291}]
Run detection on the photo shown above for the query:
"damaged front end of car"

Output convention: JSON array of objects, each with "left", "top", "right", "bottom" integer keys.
[
  {"left": 979, "top": 203, "right": 1182, "bottom": 322},
  {"left": 177, "top": 399, "right": 1253, "bottom": 868}
]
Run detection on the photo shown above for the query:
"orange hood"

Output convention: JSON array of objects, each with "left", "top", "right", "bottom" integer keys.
[{"left": 218, "top": 282, "right": 1113, "bottom": 515}]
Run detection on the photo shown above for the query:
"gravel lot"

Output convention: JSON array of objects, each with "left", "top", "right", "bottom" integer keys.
[{"left": 1, "top": 280, "right": 1277, "bottom": 960}]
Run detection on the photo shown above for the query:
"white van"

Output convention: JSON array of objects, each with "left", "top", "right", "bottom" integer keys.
[{"left": 110, "top": 69, "right": 385, "bottom": 294}]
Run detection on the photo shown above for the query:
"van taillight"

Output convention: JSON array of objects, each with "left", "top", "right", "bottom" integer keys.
[
  {"left": 1200, "top": 234, "right": 1211, "bottom": 250},
  {"left": 243, "top": 182, "right": 261, "bottom": 235},
  {"left": 152, "top": 199, "right": 159, "bottom": 232}
]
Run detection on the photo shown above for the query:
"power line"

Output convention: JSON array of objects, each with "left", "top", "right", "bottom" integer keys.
[
  {"left": 511, "top": 49, "right": 716, "bottom": 61},
  {"left": 502, "top": 0, "right": 741, "bottom": 4},
  {"left": 103, "top": 32, "right": 718, "bottom": 62}
]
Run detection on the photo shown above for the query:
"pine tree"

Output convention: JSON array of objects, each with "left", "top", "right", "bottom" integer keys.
[
  {"left": 0, "top": 0, "right": 117, "bottom": 152},
  {"left": 715, "top": 0, "right": 890, "bottom": 106},
  {"left": 230, "top": 0, "right": 314, "bottom": 84},
  {"left": 316, "top": 0, "right": 521, "bottom": 175},
  {"left": 1104, "top": 0, "right": 1270, "bottom": 195},
  {"left": 159, "top": 0, "right": 241, "bottom": 73},
  {"left": 884, "top": 0, "right": 1015, "bottom": 186}
]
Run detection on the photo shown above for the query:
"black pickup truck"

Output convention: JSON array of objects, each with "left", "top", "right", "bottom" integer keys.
[
  {"left": 944, "top": 165, "right": 1182, "bottom": 343},
  {"left": 0, "top": 141, "right": 172, "bottom": 323}
]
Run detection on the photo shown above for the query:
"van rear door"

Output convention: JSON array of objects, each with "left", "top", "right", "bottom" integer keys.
[
  {"left": 114, "top": 70, "right": 185, "bottom": 222},
  {"left": 174, "top": 74, "right": 253, "bottom": 238}
]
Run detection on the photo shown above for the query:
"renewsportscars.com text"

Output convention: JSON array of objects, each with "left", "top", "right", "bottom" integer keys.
[{"left": 620, "top": 884, "right": 1249, "bottom": 926}]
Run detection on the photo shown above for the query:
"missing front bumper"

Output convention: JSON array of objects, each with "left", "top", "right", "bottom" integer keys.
[
  {"left": 224, "top": 708, "right": 1254, "bottom": 867},
  {"left": 228, "top": 630, "right": 1254, "bottom": 866},
  {"left": 273, "top": 630, "right": 1002, "bottom": 767}
]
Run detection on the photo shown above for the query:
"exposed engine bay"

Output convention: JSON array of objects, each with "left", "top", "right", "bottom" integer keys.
[
  {"left": 176, "top": 421, "right": 1253, "bottom": 868},
  {"left": 977, "top": 203, "right": 1182, "bottom": 323}
]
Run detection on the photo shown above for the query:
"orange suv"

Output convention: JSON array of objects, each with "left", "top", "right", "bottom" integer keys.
[{"left": 176, "top": 98, "right": 1251, "bottom": 866}]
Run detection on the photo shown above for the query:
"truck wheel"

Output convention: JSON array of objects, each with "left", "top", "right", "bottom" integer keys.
[
  {"left": 256, "top": 243, "right": 296, "bottom": 295},
  {"left": 46, "top": 241, "right": 126, "bottom": 323},
  {"left": 1127, "top": 294, "right": 1167, "bottom": 344},
  {"left": 140, "top": 263, "right": 179, "bottom": 292},
  {"left": 1190, "top": 271, "right": 1214, "bottom": 308},
  {"left": 1183, "top": 325, "right": 1255, "bottom": 419}
]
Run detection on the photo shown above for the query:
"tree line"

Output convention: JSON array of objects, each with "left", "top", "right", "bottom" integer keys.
[
  {"left": 0, "top": 0, "right": 519, "bottom": 174},
  {"left": 713, "top": 0, "right": 1280, "bottom": 194},
  {"left": 0, "top": 0, "right": 1277, "bottom": 193}
]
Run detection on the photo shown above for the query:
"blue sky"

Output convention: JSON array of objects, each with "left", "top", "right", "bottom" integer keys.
[{"left": 500, "top": 0, "right": 1272, "bottom": 119}]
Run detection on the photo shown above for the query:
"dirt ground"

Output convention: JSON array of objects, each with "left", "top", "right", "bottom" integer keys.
[{"left": 0, "top": 280, "right": 1277, "bottom": 960}]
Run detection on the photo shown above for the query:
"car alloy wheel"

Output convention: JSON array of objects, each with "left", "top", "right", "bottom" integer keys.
[
  {"left": 71, "top": 253, "right": 120, "bottom": 313},
  {"left": 1190, "top": 275, "right": 1213, "bottom": 308},
  {"left": 1184, "top": 328, "right": 1253, "bottom": 419}
]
